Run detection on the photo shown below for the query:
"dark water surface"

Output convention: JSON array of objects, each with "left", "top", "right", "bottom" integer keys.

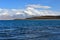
[{"left": 0, "top": 20, "right": 60, "bottom": 40}]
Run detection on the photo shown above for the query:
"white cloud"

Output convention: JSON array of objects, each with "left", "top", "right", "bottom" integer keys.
[
  {"left": 0, "top": 4, "right": 60, "bottom": 20},
  {"left": 27, "top": 4, "right": 51, "bottom": 9}
]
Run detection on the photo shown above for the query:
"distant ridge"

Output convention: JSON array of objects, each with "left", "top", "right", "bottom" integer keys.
[
  {"left": 14, "top": 16, "right": 60, "bottom": 20},
  {"left": 26, "top": 16, "right": 60, "bottom": 19}
]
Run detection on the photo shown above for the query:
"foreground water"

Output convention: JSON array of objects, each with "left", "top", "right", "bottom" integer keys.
[{"left": 0, "top": 20, "right": 60, "bottom": 40}]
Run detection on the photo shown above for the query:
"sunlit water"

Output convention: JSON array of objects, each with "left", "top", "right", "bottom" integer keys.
[{"left": 0, "top": 20, "right": 60, "bottom": 40}]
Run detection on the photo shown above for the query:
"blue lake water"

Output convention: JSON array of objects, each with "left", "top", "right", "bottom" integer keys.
[{"left": 0, "top": 20, "right": 60, "bottom": 40}]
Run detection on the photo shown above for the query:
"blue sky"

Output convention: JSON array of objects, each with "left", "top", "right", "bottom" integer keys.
[
  {"left": 0, "top": 0, "right": 60, "bottom": 11},
  {"left": 0, "top": 0, "right": 60, "bottom": 20}
]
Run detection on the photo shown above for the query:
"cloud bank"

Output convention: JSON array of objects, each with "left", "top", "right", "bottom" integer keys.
[
  {"left": 27, "top": 4, "right": 51, "bottom": 9},
  {"left": 0, "top": 4, "right": 60, "bottom": 20}
]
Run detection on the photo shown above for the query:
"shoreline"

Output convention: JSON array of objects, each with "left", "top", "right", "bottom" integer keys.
[
  {"left": 14, "top": 19, "right": 60, "bottom": 20},
  {"left": 0, "top": 19, "right": 60, "bottom": 20}
]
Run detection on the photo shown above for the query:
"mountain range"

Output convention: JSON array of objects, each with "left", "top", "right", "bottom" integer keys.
[{"left": 0, "top": 8, "right": 60, "bottom": 20}]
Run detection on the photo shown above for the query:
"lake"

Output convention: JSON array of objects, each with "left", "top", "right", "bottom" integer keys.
[{"left": 0, "top": 20, "right": 60, "bottom": 40}]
